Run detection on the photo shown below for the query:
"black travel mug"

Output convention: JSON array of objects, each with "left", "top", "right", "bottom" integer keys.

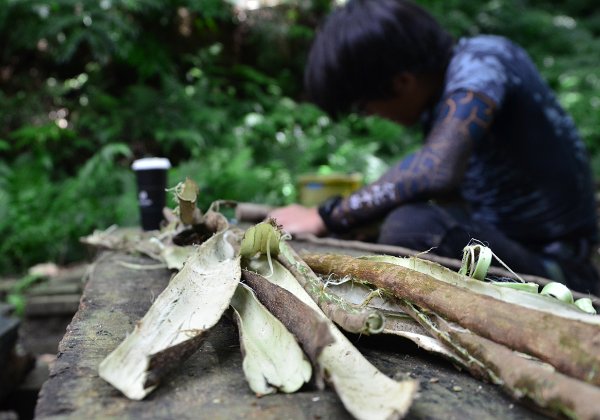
[{"left": 131, "top": 157, "right": 171, "bottom": 230}]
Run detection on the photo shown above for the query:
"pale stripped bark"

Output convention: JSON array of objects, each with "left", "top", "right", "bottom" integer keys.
[
  {"left": 98, "top": 231, "right": 241, "bottom": 399},
  {"left": 230, "top": 283, "right": 312, "bottom": 396},
  {"left": 317, "top": 277, "right": 466, "bottom": 365},
  {"left": 246, "top": 256, "right": 418, "bottom": 420},
  {"left": 277, "top": 250, "right": 464, "bottom": 365},
  {"left": 174, "top": 177, "right": 202, "bottom": 225}
]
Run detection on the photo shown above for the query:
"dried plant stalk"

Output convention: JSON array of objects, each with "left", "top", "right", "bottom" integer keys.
[{"left": 175, "top": 177, "right": 202, "bottom": 225}]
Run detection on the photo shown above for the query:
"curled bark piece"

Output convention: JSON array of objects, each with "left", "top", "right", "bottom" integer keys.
[
  {"left": 247, "top": 256, "right": 418, "bottom": 420},
  {"left": 242, "top": 270, "right": 334, "bottom": 367},
  {"left": 175, "top": 177, "right": 202, "bottom": 225},
  {"left": 230, "top": 284, "right": 312, "bottom": 396},
  {"left": 278, "top": 243, "right": 385, "bottom": 335},
  {"left": 303, "top": 254, "right": 600, "bottom": 386},
  {"left": 317, "top": 276, "right": 464, "bottom": 364},
  {"left": 240, "top": 219, "right": 282, "bottom": 259},
  {"left": 202, "top": 210, "right": 229, "bottom": 233},
  {"left": 98, "top": 231, "right": 241, "bottom": 400},
  {"left": 81, "top": 227, "right": 164, "bottom": 260}
]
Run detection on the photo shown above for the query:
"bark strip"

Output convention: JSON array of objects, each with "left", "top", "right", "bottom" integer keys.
[
  {"left": 242, "top": 270, "right": 334, "bottom": 367},
  {"left": 98, "top": 231, "right": 241, "bottom": 399},
  {"left": 278, "top": 243, "right": 385, "bottom": 335},
  {"left": 292, "top": 235, "right": 599, "bottom": 304},
  {"left": 245, "top": 256, "right": 418, "bottom": 420},
  {"left": 398, "top": 299, "right": 600, "bottom": 419},
  {"left": 230, "top": 283, "right": 312, "bottom": 396},
  {"left": 303, "top": 253, "right": 600, "bottom": 386},
  {"left": 362, "top": 255, "right": 600, "bottom": 325},
  {"left": 438, "top": 319, "right": 600, "bottom": 420}
]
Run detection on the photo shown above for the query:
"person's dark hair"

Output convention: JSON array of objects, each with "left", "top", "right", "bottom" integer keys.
[{"left": 305, "top": 0, "right": 454, "bottom": 116}]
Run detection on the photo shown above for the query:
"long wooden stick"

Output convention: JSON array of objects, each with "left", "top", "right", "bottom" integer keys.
[{"left": 303, "top": 253, "right": 600, "bottom": 386}]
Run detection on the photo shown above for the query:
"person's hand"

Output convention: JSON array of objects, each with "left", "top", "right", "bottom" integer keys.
[{"left": 268, "top": 204, "right": 327, "bottom": 236}]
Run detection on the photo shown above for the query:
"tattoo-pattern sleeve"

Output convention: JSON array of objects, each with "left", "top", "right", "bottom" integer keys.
[{"left": 320, "top": 90, "right": 496, "bottom": 232}]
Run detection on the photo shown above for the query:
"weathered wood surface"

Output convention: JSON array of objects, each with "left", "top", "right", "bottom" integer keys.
[
  {"left": 0, "top": 316, "right": 18, "bottom": 357},
  {"left": 35, "top": 248, "right": 546, "bottom": 420},
  {"left": 24, "top": 295, "right": 81, "bottom": 317},
  {"left": 0, "top": 315, "right": 20, "bottom": 400},
  {"left": 20, "top": 265, "right": 86, "bottom": 356}
]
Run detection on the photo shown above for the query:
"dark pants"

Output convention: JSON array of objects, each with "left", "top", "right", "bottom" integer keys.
[{"left": 377, "top": 202, "right": 600, "bottom": 295}]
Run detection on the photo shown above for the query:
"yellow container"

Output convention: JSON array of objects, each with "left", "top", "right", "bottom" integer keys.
[{"left": 297, "top": 173, "right": 363, "bottom": 207}]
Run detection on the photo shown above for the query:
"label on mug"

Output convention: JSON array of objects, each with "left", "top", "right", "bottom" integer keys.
[{"left": 138, "top": 190, "right": 153, "bottom": 207}]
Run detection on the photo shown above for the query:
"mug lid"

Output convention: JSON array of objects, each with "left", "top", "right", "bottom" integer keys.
[{"left": 131, "top": 157, "right": 172, "bottom": 171}]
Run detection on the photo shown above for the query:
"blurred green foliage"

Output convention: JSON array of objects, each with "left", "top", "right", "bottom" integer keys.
[{"left": 0, "top": 0, "right": 599, "bottom": 274}]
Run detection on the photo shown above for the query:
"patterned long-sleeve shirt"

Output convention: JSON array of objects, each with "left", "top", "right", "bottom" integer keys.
[{"left": 320, "top": 35, "right": 598, "bottom": 245}]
